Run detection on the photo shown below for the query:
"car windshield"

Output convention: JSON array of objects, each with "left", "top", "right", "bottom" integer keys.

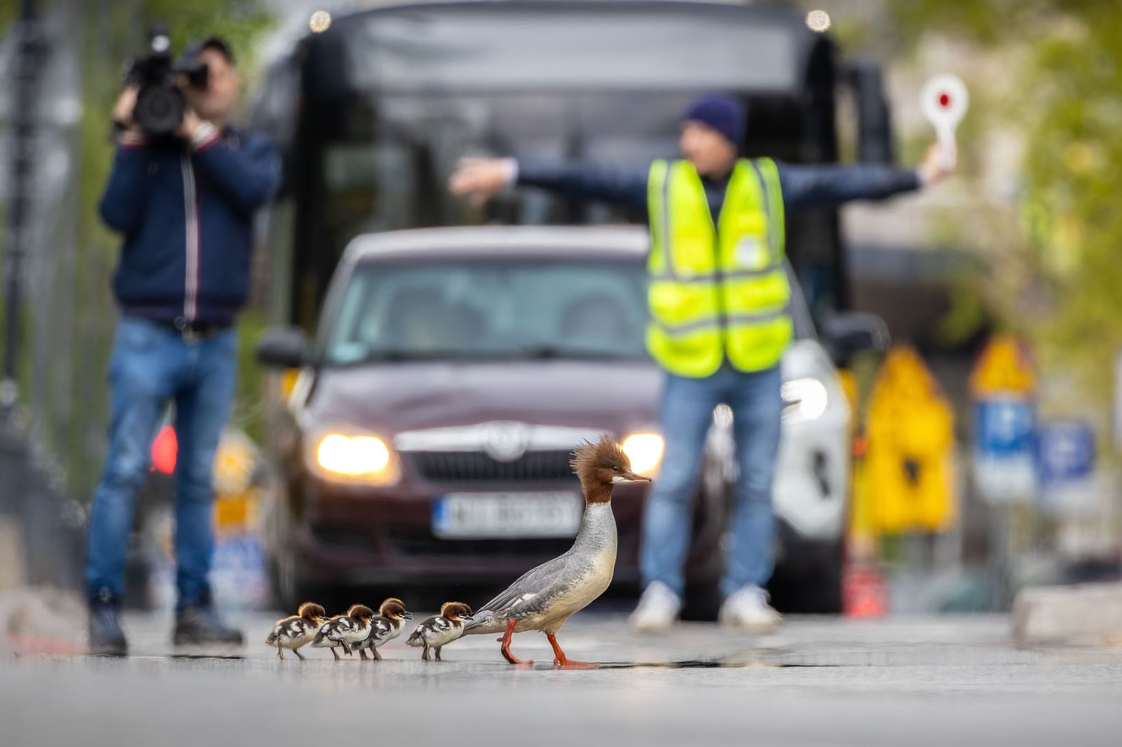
[{"left": 325, "top": 258, "right": 652, "bottom": 364}]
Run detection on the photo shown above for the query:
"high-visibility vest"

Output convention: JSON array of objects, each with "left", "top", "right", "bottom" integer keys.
[{"left": 646, "top": 158, "right": 792, "bottom": 377}]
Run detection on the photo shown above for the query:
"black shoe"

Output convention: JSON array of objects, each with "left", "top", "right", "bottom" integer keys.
[
  {"left": 88, "top": 589, "right": 128, "bottom": 656},
  {"left": 173, "top": 604, "right": 245, "bottom": 646}
]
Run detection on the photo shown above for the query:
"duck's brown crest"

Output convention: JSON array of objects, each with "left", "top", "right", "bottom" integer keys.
[
  {"left": 439, "top": 601, "right": 473, "bottom": 619},
  {"left": 347, "top": 604, "right": 374, "bottom": 619},
  {"left": 297, "top": 602, "right": 326, "bottom": 620},
  {"left": 380, "top": 598, "right": 408, "bottom": 617},
  {"left": 569, "top": 433, "right": 629, "bottom": 479}
]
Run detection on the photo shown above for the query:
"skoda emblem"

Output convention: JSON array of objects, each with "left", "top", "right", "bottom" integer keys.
[{"left": 479, "top": 421, "right": 530, "bottom": 462}]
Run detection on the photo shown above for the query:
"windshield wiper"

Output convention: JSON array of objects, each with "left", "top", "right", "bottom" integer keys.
[
  {"left": 518, "top": 345, "right": 639, "bottom": 360},
  {"left": 336, "top": 349, "right": 474, "bottom": 364},
  {"left": 330, "top": 347, "right": 645, "bottom": 365}
]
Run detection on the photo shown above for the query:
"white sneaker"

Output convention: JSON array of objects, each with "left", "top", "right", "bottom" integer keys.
[
  {"left": 629, "top": 581, "right": 681, "bottom": 632},
  {"left": 719, "top": 585, "right": 782, "bottom": 630}
]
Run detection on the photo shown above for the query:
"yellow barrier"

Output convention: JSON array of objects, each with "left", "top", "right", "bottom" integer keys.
[{"left": 865, "top": 345, "right": 957, "bottom": 534}]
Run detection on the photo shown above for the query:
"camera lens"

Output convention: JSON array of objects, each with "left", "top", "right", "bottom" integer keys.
[{"left": 135, "top": 85, "right": 185, "bottom": 136}]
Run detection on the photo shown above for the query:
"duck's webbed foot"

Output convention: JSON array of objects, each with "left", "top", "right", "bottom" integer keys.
[{"left": 547, "top": 633, "right": 597, "bottom": 670}]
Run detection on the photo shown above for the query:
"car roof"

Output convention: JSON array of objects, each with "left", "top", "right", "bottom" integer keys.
[{"left": 343, "top": 226, "right": 651, "bottom": 264}]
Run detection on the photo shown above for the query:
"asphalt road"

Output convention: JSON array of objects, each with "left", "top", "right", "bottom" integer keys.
[{"left": 5, "top": 612, "right": 1122, "bottom": 747}]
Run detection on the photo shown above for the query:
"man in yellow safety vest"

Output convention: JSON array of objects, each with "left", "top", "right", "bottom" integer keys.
[{"left": 449, "top": 93, "right": 954, "bottom": 630}]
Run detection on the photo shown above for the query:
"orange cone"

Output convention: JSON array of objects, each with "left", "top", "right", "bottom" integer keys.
[{"left": 843, "top": 561, "right": 889, "bottom": 617}]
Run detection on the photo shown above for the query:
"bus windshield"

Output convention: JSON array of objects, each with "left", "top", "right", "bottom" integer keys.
[{"left": 343, "top": 6, "right": 800, "bottom": 92}]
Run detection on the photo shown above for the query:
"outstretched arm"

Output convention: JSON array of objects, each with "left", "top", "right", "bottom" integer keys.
[
  {"left": 778, "top": 142, "right": 955, "bottom": 210},
  {"left": 449, "top": 157, "right": 648, "bottom": 215}
]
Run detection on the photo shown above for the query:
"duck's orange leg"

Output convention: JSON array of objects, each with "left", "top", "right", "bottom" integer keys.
[
  {"left": 498, "top": 619, "right": 530, "bottom": 666},
  {"left": 546, "top": 634, "right": 598, "bottom": 670}
]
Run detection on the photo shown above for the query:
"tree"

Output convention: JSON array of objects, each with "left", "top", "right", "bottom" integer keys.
[{"left": 882, "top": 0, "right": 1122, "bottom": 419}]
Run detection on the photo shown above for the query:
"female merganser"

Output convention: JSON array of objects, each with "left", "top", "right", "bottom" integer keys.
[
  {"left": 265, "top": 602, "right": 327, "bottom": 661},
  {"left": 312, "top": 604, "right": 375, "bottom": 661},
  {"left": 406, "top": 602, "right": 473, "bottom": 661},
  {"left": 352, "top": 598, "right": 413, "bottom": 661},
  {"left": 460, "top": 434, "right": 650, "bottom": 667}
]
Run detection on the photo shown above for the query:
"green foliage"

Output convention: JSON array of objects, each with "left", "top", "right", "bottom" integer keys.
[
  {"left": 885, "top": 0, "right": 1122, "bottom": 409},
  {"left": 138, "top": 0, "right": 272, "bottom": 81}
]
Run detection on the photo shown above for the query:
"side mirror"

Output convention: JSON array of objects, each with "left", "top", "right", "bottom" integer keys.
[
  {"left": 255, "top": 326, "right": 311, "bottom": 369},
  {"left": 821, "top": 312, "right": 891, "bottom": 366}
]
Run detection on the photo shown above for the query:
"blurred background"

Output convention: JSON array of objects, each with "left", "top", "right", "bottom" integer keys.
[{"left": 0, "top": 0, "right": 1119, "bottom": 628}]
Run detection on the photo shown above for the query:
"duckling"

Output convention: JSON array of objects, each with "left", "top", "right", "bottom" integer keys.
[
  {"left": 406, "top": 602, "right": 473, "bottom": 661},
  {"left": 352, "top": 597, "right": 413, "bottom": 661},
  {"left": 311, "top": 613, "right": 351, "bottom": 660},
  {"left": 461, "top": 434, "right": 650, "bottom": 668},
  {"left": 341, "top": 604, "right": 377, "bottom": 655},
  {"left": 312, "top": 604, "right": 375, "bottom": 661},
  {"left": 265, "top": 602, "right": 327, "bottom": 661}
]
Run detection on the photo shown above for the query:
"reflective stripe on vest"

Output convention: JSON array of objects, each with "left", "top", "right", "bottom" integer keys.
[{"left": 646, "top": 158, "right": 793, "bottom": 377}]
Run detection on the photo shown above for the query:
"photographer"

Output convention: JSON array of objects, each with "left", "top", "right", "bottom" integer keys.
[{"left": 86, "top": 35, "right": 280, "bottom": 655}]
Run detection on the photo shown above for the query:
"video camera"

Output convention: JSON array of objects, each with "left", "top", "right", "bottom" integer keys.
[{"left": 124, "top": 23, "right": 209, "bottom": 137}]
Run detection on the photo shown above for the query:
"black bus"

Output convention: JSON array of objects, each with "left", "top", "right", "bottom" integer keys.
[{"left": 251, "top": 0, "right": 897, "bottom": 334}]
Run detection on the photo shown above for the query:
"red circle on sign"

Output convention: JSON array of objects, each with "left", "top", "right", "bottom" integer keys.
[{"left": 939, "top": 93, "right": 951, "bottom": 107}]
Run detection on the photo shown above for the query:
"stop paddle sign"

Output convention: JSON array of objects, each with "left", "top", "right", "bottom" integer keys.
[{"left": 921, "top": 74, "right": 968, "bottom": 171}]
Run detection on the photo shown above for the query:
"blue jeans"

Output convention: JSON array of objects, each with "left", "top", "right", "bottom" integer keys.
[
  {"left": 639, "top": 364, "right": 783, "bottom": 599},
  {"left": 85, "top": 316, "right": 238, "bottom": 611}
]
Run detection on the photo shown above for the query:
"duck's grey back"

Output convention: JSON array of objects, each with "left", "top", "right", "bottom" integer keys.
[{"left": 463, "top": 503, "right": 617, "bottom": 635}]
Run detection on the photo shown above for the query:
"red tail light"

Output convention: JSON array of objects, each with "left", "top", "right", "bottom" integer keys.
[{"left": 152, "top": 425, "right": 177, "bottom": 474}]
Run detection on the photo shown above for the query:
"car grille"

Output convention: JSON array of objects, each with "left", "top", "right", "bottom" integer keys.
[
  {"left": 386, "top": 528, "right": 573, "bottom": 558},
  {"left": 406, "top": 450, "right": 577, "bottom": 484}
]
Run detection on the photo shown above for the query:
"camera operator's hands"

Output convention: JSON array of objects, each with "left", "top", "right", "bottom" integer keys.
[
  {"left": 175, "top": 108, "right": 204, "bottom": 141},
  {"left": 112, "top": 86, "right": 140, "bottom": 131}
]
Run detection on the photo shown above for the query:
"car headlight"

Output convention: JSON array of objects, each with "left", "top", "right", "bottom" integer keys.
[
  {"left": 307, "top": 430, "right": 401, "bottom": 485},
  {"left": 781, "top": 377, "right": 828, "bottom": 423},
  {"left": 621, "top": 432, "right": 664, "bottom": 476}
]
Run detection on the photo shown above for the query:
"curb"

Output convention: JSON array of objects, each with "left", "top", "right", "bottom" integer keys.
[{"left": 1012, "top": 582, "right": 1122, "bottom": 647}]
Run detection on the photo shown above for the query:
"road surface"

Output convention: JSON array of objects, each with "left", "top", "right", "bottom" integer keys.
[{"left": 5, "top": 611, "right": 1122, "bottom": 746}]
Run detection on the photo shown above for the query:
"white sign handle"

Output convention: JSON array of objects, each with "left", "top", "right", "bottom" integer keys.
[{"left": 921, "top": 74, "right": 969, "bottom": 172}]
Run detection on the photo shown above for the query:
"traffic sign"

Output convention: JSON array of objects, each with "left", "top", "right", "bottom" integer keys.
[
  {"left": 865, "top": 345, "right": 957, "bottom": 533},
  {"left": 973, "top": 397, "right": 1036, "bottom": 504},
  {"left": 975, "top": 398, "right": 1035, "bottom": 456},
  {"left": 970, "top": 333, "right": 1036, "bottom": 398},
  {"left": 1033, "top": 420, "right": 1098, "bottom": 517},
  {"left": 921, "top": 74, "right": 968, "bottom": 171},
  {"left": 1037, "top": 421, "right": 1094, "bottom": 485}
]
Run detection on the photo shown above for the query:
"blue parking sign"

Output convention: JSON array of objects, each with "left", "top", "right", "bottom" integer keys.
[
  {"left": 974, "top": 399, "right": 1035, "bottom": 456},
  {"left": 1036, "top": 421, "right": 1094, "bottom": 486},
  {"left": 973, "top": 397, "right": 1036, "bottom": 504}
]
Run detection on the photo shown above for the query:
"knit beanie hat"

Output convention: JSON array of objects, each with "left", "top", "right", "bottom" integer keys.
[{"left": 681, "top": 93, "right": 746, "bottom": 146}]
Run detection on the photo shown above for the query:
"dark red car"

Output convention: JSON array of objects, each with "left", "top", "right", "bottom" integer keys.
[{"left": 255, "top": 227, "right": 700, "bottom": 608}]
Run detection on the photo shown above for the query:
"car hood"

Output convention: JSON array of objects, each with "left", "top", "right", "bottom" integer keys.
[{"left": 305, "top": 360, "right": 663, "bottom": 436}]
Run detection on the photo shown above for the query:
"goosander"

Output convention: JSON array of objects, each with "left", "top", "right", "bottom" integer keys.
[
  {"left": 460, "top": 434, "right": 650, "bottom": 667},
  {"left": 265, "top": 602, "right": 327, "bottom": 661},
  {"left": 312, "top": 604, "right": 375, "bottom": 661},
  {"left": 406, "top": 602, "right": 472, "bottom": 661},
  {"left": 352, "top": 598, "right": 413, "bottom": 661}
]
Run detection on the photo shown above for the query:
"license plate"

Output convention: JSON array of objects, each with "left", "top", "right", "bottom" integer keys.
[{"left": 433, "top": 492, "right": 583, "bottom": 539}]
